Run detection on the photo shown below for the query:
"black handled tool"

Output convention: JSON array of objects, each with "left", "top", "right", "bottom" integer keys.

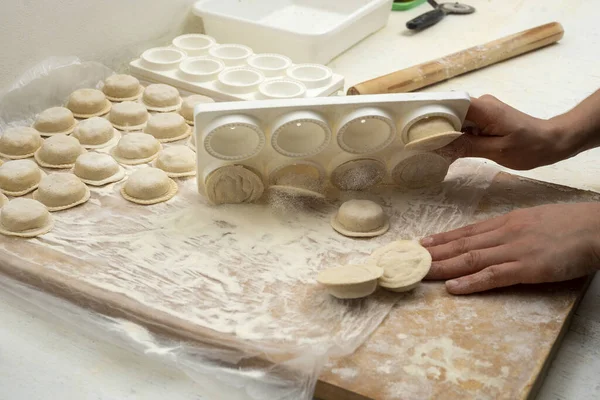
[{"left": 406, "top": 0, "right": 475, "bottom": 30}]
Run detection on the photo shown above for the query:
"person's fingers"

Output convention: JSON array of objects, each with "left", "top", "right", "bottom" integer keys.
[
  {"left": 426, "top": 245, "right": 513, "bottom": 280},
  {"left": 426, "top": 229, "right": 507, "bottom": 262},
  {"left": 444, "top": 262, "right": 524, "bottom": 295},
  {"left": 435, "top": 133, "right": 506, "bottom": 162},
  {"left": 420, "top": 216, "right": 507, "bottom": 248}
]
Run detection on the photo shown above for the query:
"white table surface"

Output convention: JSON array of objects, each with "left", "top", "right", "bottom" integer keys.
[{"left": 2, "top": 1, "right": 600, "bottom": 399}]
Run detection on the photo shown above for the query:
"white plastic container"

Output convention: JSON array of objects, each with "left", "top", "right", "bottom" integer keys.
[{"left": 192, "top": 0, "right": 394, "bottom": 65}]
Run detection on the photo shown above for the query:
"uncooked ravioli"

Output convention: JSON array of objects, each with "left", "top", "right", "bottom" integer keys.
[
  {"left": 0, "top": 198, "right": 54, "bottom": 238},
  {"left": 317, "top": 264, "right": 384, "bottom": 299},
  {"left": 33, "top": 173, "right": 91, "bottom": 211},
  {"left": 0, "top": 159, "right": 44, "bottom": 196},
  {"left": 404, "top": 116, "right": 462, "bottom": 152},
  {"left": 120, "top": 167, "right": 178, "bottom": 205},
  {"left": 179, "top": 94, "right": 214, "bottom": 124},
  {"left": 331, "top": 199, "right": 389, "bottom": 238},
  {"left": 0, "top": 127, "right": 43, "bottom": 159},
  {"left": 72, "top": 117, "right": 120, "bottom": 149},
  {"left": 102, "top": 74, "right": 144, "bottom": 101},
  {"left": 111, "top": 132, "right": 161, "bottom": 165},
  {"left": 144, "top": 112, "right": 191, "bottom": 142},
  {"left": 66, "top": 88, "right": 112, "bottom": 118},
  {"left": 141, "top": 84, "right": 182, "bottom": 112},
  {"left": 153, "top": 146, "right": 196, "bottom": 177},
  {"left": 73, "top": 152, "right": 125, "bottom": 186},
  {"left": 34, "top": 134, "right": 86, "bottom": 168},
  {"left": 33, "top": 107, "right": 77, "bottom": 136},
  {"left": 205, "top": 165, "right": 264, "bottom": 205},
  {"left": 108, "top": 101, "right": 150, "bottom": 131}
]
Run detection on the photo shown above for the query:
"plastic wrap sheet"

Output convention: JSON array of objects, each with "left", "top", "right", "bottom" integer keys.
[{"left": 0, "top": 59, "right": 500, "bottom": 399}]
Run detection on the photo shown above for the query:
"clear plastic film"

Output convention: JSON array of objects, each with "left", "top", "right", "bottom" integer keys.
[{"left": 0, "top": 59, "right": 500, "bottom": 399}]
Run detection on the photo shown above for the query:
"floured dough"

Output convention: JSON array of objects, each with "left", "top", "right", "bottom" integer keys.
[
  {"left": 330, "top": 158, "right": 386, "bottom": 191},
  {"left": 0, "top": 127, "right": 43, "bottom": 159},
  {"left": 34, "top": 134, "right": 86, "bottom": 168},
  {"left": 111, "top": 132, "right": 161, "bottom": 165},
  {"left": 187, "top": 134, "right": 196, "bottom": 152},
  {"left": 144, "top": 112, "right": 191, "bottom": 142},
  {"left": 391, "top": 152, "right": 450, "bottom": 189},
  {"left": 269, "top": 164, "right": 324, "bottom": 199},
  {"left": 66, "top": 88, "right": 112, "bottom": 118},
  {"left": 0, "top": 159, "right": 44, "bottom": 196},
  {"left": 73, "top": 152, "right": 125, "bottom": 186},
  {"left": 0, "top": 198, "right": 54, "bottom": 238},
  {"left": 405, "top": 117, "right": 462, "bottom": 152},
  {"left": 33, "top": 107, "right": 77, "bottom": 136},
  {"left": 141, "top": 84, "right": 182, "bottom": 112},
  {"left": 205, "top": 165, "right": 264, "bottom": 205},
  {"left": 72, "top": 117, "right": 120, "bottom": 149},
  {"left": 108, "top": 101, "right": 150, "bottom": 131},
  {"left": 179, "top": 94, "right": 214, "bottom": 124},
  {"left": 317, "top": 264, "right": 384, "bottom": 299},
  {"left": 369, "top": 240, "right": 432, "bottom": 292},
  {"left": 331, "top": 199, "right": 389, "bottom": 238},
  {"left": 0, "top": 193, "right": 8, "bottom": 208},
  {"left": 121, "top": 167, "right": 178, "bottom": 205},
  {"left": 102, "top": 74, "right": 144, "bottom": 101},
  {"left": 153, "top": 146, "right": 196, "bottom": 177},
  {"left": 33, "top": 173, "right": 91, "bottom": 211}
]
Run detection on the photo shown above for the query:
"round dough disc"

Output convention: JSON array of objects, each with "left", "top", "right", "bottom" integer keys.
[
  {"left": 405, "top": 117, "right": 462, "bottom": 152},
  {"left": 102, "top": 74, "right": 144, "bottom": 101},
  {"left": 74, "top": 152, "right": 125, "bottom": 186},
  {"left": 34, "top": 134, "right": 86, "bottom": 169},
  {"left": 111, "top": 132, "right": 162, "bottom": 165},
  {"left": 33, "top": 107, "right": 77, "bottom": 136},
  {"left": 391, "top": 153, "right": 450, "bottom": 189},
  {"left": 66, "top": 88, "right": 112, "bottom": 118},
  {"left": 0, "top": 198, "right": 54, "bottom": 238},
  {"left": 205, "top": 165, "right": 264, "bottom": 205},
  {"left": 317, "top": 264, "right": 384, "bottom": 299},
  {"left": 330, "top": 158, "right": 386, "bottom": 191},
  {"left": 141, "top": 84, "right": 182, "bottom": 112},
  {"left": 153, "top": 146, "right": 196, "bottom": 177},
  {"left": 121, "top": 167, "right": 178, "bottom": 205},
  {"left": 369, "top": 240, "right": 432, "bottom": 292},
  {"left": 108, "top": 101, "right": 150, "bottom": 131},
  {"left": 144, "top": 112, "right": 191, "bottom": 142},
  {"left": 0, "top": 127, "right": 43, "bottom": 159},
  {"left": 0, "top": 159, "right": 44, "bottom": 196},
  {"left": 179, "top": 94, "right": 214, "bottom": 124},
  {"left": 331, "top": 199, "right": 389, "bottom": 238},
  {"left": 72, "top": 117, "right": 120, "bottom": 149},
  {"left": 33, "top": 173, "right": 91, "bottom": 212}
]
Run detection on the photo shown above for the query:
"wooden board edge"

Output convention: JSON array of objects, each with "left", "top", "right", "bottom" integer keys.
[{"left": 315, "top": 379, "right": 374, "bottom": 400}]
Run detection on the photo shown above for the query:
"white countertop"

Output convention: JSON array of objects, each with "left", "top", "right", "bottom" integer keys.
[{"left": 2, "top": 1, "right": 600, "bottom": 399}]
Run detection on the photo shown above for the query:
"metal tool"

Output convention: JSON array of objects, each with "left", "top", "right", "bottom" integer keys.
[{"left": 406, "top": 0, "right": 475, "bottom": 30}]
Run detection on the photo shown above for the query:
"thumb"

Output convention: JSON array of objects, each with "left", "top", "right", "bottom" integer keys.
[{"left": 435, "top": 133, "right": 504, "bottom": 162}]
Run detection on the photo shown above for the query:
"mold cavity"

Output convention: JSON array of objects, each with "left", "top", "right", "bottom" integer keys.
[
  {"left": 181, "top": 58, "right": 223, "bottom": 75},
  {"left": 407, "top": 116, "right": 455, "bottom": 142},
  {"left": 211, "top": 45, "right": 252, "bottom": 60},
  {"left": 339, "top": 117, "right": 393, "bottom": 154},
  {"left": 274, "top": 120, "right": 328, "bottom": 156},
  {"left": 331, "top": 159, "right": 386, "bottom": 191},
  {"left": 207, "top": 124, "right": 262, "bottom": 159},
  {"left": 249, "top": 54, "right": 290, "bottom": 70},
  {"left": 143, "top": 48, "right": 185, "bottom": 64},
  {"left": 220, "top": 69, "right": 263, "bottom": 87},
  {"left": 174, "top": 35, "right": 213, "bottom": 51},
  {"left": 260, "top": 80, "right": 305, "bottom": 98}
]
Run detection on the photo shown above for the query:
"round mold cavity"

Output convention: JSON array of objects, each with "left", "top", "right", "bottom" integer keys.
[
  {"left": 400, "top": 104, "right": 462, "bottom": 146},
  {"left": 329, "top": 153, "right": 387, "bottom": 191},
  {"left": 336, "top": 107, "right": 396, "bottom": 155},
  {"left": 141, "top": 47, "right": 187, "bottom": 71},
  {"left": 209, "top": 44, "right": 253, "bottom": 66},
  {"left": 267, "top": 159, "right": 325, "bottom": 185},
  {"left": 218, "top": 68, "right": 265, "bottom": 94},
  {"left": 286, "top": 64, "right": 332, "bottom": 89},
  {"left": 247, "top": 53, "right": 292, "bottom": 77},
  {"left": 179, "top": 57, "right": 225, "bottom": 81},
  {"left": 270, "top": 111, "right": 331, "bottom": 158},
  {"left": 259, "top": 79, "right": 306, "bottom": 99},
  {"left": 172, "top": 34, "right": 216, "bottom": 56},
  {"left": 389, "top": 151, "right": 451, "bottom": 189},
  {"left": 202, "top": 114, "right": 265, "bottom": 161}
]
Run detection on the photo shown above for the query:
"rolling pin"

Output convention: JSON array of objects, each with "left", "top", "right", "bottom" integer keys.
[{"left": 347, "top": 22, "right": 564, "bottom": 95}]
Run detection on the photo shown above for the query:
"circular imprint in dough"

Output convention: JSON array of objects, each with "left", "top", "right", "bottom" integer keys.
[
  {"left": 111, "top": 132, "right": 162, "bottom": 165},
  {"left": 369, "top": 240, "right": 432, "bottom": 292},
  {"left": 391, "top": 153, "right": 450, "bottom": 189},
  {"left": 331, "top": 199, "right": 389, "bottom": 238},
  {"left": 102, "top": 74, "right": 144, "bottom": 102},
  {"left": 404, "top": 116, "right": 462, "bottom": 152},
  {"left": 33, "top": 107, "right": 77, "bottom": 136},
  {"left": 179, "top": 94, "right": 214, "bottom": 124},
  {"left": 317, "top": 264, "right": 384, "bottom": 299},
  {"left": 72, "top": 117, "right": 120, "bottom": 149},
  {"left": 0, "top": 198, "right": 54, "bottom": 238},
  {"left": 0, "top": 127, "right": 43, "bottom": 159},
  {"left": 66, "top": 88, "right": 112, "bottom": 118},
  {"left": 0, "top": 159, "right": 44, "bottom": 196},
  {"left": 330, "top": 158, "right": 386, "bottom": 191},
  {"left": 205, "top": 165, "right": 264, "bottom": 205},
  {"left": 73, "top": 152, "right": 125, "bottom": 186},
  {"left": 141, "top": 84, "right": 182, "bottom": 112},
  {"left": 0, "top": 193, "right": 8, "bottom": 208},
  {"left": 121, "top": 167, "right": 178, "bottom": 205},
  {"left": 34, "top": 134, "right": 86, "bottom": 169},
  {"left": 269, "top": 164, "right": 324, "bottom": 199},
  {"left": 33, "top": 173, "right": 91, "bottom": 211},
  {"left": 153, "top": 146, "right": 196, "bottom": 177},
  {"left": 108, "top": 101, "right": 150, "bottom": 131},
  {"left": 144, "top": 112, "right": 191, "bottom": 142}
]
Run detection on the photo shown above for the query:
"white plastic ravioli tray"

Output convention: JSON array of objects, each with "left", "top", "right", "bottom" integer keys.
[
  {"left": 129, "top": 34, "right": 345, "bottom": 102},
  {"left": 193, "top": 0, "right": 394, "bottom": 65},
  {"left": 193, "top": 92, "right": 471, "bottom": 197}
]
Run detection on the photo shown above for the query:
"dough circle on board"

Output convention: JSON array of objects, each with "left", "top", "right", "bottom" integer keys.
[
  {"left": 66, "top": 88, "right": 112, "bottom": 118},
  {"left": 0, "top": 127, "right": 43, "bottom": 159},
  {"left": 269, "top": 164, "right": 324, "bottom": 199},
  {"left": 331, "top": 199, "right": 389, "bottom": 238},
  {"left": 0, "top": 193, "right": 8, "bottom": 208},
  {"left": 205, "top": 165, "right": 264, "bottom": 205},
  {"left": 141, "top": 84, "right": 182, "bottom": 112},
  {"left": 33, "top": 107, "right": 77, "bottom": 136},
  {"left": 102, "top": 74, "right": 144, "bottom": 101},
  {"left": 391, "top": 152, "right": 450, "bottom": 189},
  {"left": 72, "top": 117, "right": 120, "bottom": 149},
  {"left": 33, "top": 173, "right": 91, "bottom": 211},
  {"left": 108, "top": 101, "right": 150, "bottom": 131},
  {"left": 34, "top": 134, "right": 86, "bottom": 169},
  {"left": 0, "top": 198, "right": 54, "bottom": 238},
  {"left": 179, "top": 94, "right": 214, "bottom": 124},
  {"left": 0, "top": 159, "right": 44, "bottom": 196},
  {"left": 121, "top": 167, "right": 178, "bottom": 205},
  {"left": 144, "top": 112, "right": 191, "bottom": 142},
  {"left": 330, "top": 158, "right": 386, "bottom": 191},
  {"left": 368, "top": 240, "right": 432, "bottom": 292},
  {"left": 73, "top": 152, "right": 125, "bottom": 186},
  {"left": 317, "top": 264, "right": 384, "bottom": 299},
  {"left": 153, "top": 146, "right": 196, "bottom": 177},
  {"left": 111, "top": 132, "right": 162, "bottom": 165},
  {"left": 404, "top": 116, "right": 462, "bottom": 152}
]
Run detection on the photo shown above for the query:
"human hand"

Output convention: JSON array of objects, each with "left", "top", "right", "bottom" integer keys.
[
  {"left": 420, "top": 203, "right": 600, "bottom": 295},
  {"left": 438, "top": 95, "right": 576, "bottom": 170}
]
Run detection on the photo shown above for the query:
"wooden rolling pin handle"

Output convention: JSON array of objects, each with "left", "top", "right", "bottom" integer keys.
[{"left": 347, "top": 22, "right": 564, "bottom": 95}]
